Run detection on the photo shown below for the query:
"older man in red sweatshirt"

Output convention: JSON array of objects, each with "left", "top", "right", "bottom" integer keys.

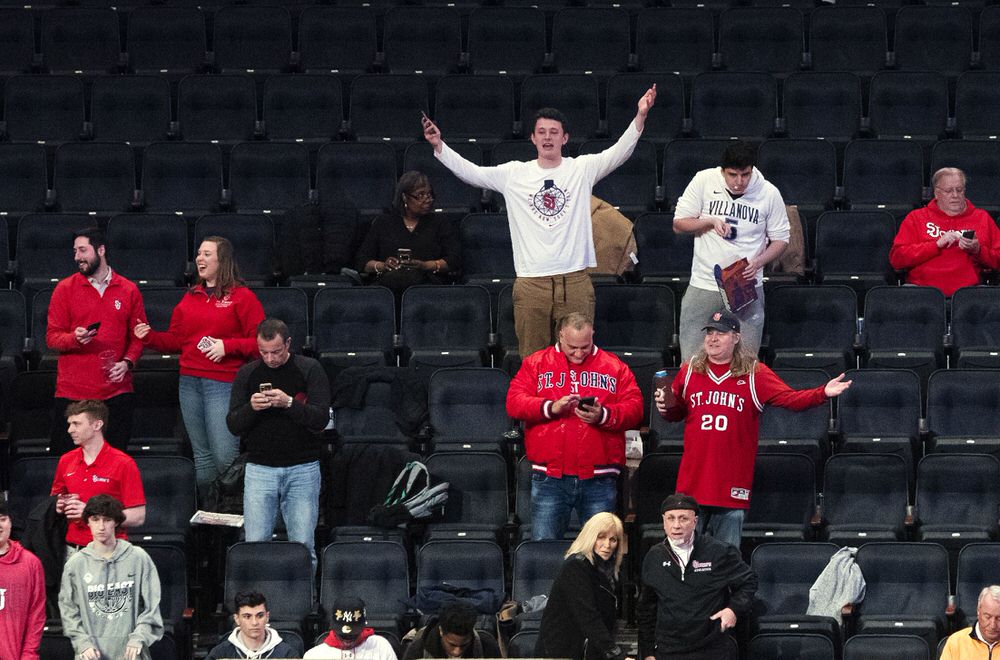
[{"left": 890, "top": 167, "right": 1000, "bottom": 297}]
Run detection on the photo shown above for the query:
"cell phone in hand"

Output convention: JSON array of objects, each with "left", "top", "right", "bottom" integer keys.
[
  {"left": 397, "top": 248, "right": 412, "bottom": 265},
  {"left": 579, "top": 396, "right": 597, "bottom": 409},
  {"left": 259, "top": 383, "right": 273, "bottom": 393},
  {"left": 87, "top": 321, "right": 101, "bottom": 332},
  {"left": 197, "top": 336, "right": 214, "bottom": 352},
  {"left": 963, "top": 230, "right": 976, "bottom": 239}
]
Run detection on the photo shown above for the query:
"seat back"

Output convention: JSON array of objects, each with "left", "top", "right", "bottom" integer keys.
[
  {"left": 131, "top": 457, "right": 196, "bottom": 542},
  {"left": 90, "top": 75, "right": 172, "bottom": 144},
  {"left": 263, "top": 74, "right": 343, "bottom": 142},
  {"left": 690, "top": 72, "right": 776, "bottom": 139},
  {"left": 842, "top": 139, "right": 924, "bottom": 211},
  {"left": 141, "top": 142, "right": 223, "bottom": 216},
  {"left": 635, "top": 8, "right": 714, "bottom": 76},
  {"left": 251, "top": 287, "right": 309, "bottom": 353},
  {"left": 822, "top": 453, "right": 908, "bottom": 531},
  {"left": 0, "top": 144, "right": 47, "bottom": 214},
  {"left": 416, "top": 540, "right": 505, "bottom": 598},
  {"left": 951, "top": 287, "right": 1000, "bottom": 351},
  {"left": 298, "top": 6, "right": 376, "bottom": 74},
  {"left": 195, "top": 214, "right": 275, "bottom": 286},
  {"left": 854, "top": 542, "right": 949, "bottom": 619},
  {"left": 814, "top": 211, "right": 895, "bottom": 281},
  {"left": 467, "top": 7, "right": 545, "bottom": 77},
  {"left": 225, "top": 541, "right": 314, "bottom": 621},
  {"left": 511, "top": 540, "right": 572, "bottom": 604},
  {"left": 893, "top": 5, "right": 972, "bottom": 75},
  {"left": 955, "top": 543, "right": 1000, "bottom": 628},
  {"left": 782, "top": 72, "right": 862, "bottom": 141},
  {"left": 863, "top": 286, "right": 946, "bottom": 352},
  {"left": 313, "top": 286, "right": 395, "bottom": 355},
  {"left": 837, "top": 369, "right": 921, "bottom": 440},
  {"left": 213, "top": 6, "right": 292, "bottom": 74},
  {"left": 229, "top": 142, "right": 311, "bottom": 213},
  {"left": 383, "top": 7, "right": 461, "bottom": 75},
  {"left": 4, "top": 75, "right": 85, "bottom": 144},
  {"left": 349, "top": 74, "right": 429, "bottom": 142},
  {"left": 764, "top": 285, "right": 858, "bottom": 353},
  {"left": 425, "top": 452, "right": 509, "bottom": 528},
  {"left": 551, "top": 7, "right": 630, "bottom": 76},
  {"left": 916, "top": 454, "right": 1000, "bottom": 530},
  {"left": 593, "top": 284, "right": 674, "bottom": 352},
  {"left": 315, "top": 142, "right": 396, "bottom": 215},
  {"left": 127, "top": 6, "right": 206, "bottom": 75},
  {"left": 177, "top": 74, "right": 257, "bottom": 142},
  {"left": 320, "top": 541, "right": 410, "bottom": 619},
  {"left": 107, "top": 214, "right": 189, "bottom": 286},
  {"left": 53, "top": 142, "right": 135, "bottom": 214},
  {"left": 427, "top": 368, "right": 510, "bottom": 442},
  {"left": 746, "top": 453, "right": 815, "bottom": 530},
  {"left": 399, "top": 285, "right": 491, "bottom": 352},
  {"left": 719, "top": 7, "right": 803, "bottom": 73},
  {"left": 809, "top": 6, "right": 887, "bottom": 74},
  {"left": 40, "top": 7, "right": 119, "bottom": 74},
  {"left": 751, "top": 542, "right": 839, "bottom": 619},
  {"left": 868, "top": 71, "right": 949, "bottom": 140},
  {"left": 521, "top": 75, "right": 601, "bottom": 141},
  {"left": 926, "top": 369, "right": 1000, "bottom": 437}
]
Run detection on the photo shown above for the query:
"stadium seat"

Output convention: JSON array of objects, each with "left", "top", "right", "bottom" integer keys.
[
  {"left": 635, "top": 8, "right": 714, "bottom": 77},
  {"left": 764, "top": 285, "right": 858, "bottom": 376},
  {"left": 251, "top": 287, "right": 310, "bottom": 353},
  {"left": 496, "top": 285, "right": 519, "bottom": 376},
  {"left": 228, "top": 142, "right": 312, "bottom": 214},
  {"left": 980, "top": 6, "right": 1000, "bottom": 71},
  {"left": 757, "top": 369, "right": 830, "bottom": 481},
  {"left": 176, "top": 74, "right": 257, "bottom": 143},
  {"left": 143, "top": 544, "right": 192, "bottom": 657},
  {"left": 131, "top": 456, "right": 196, "bottom": 548},
  {"left": 689, "top": 72, "right": 777, "bottom": 139},
  {"left": 3, "top": 75, "right": 85, "bottom": 144},
  {"left": 606, "top": 73, "right": 685, "bottom": 145},
  {"left": 348, "top": 74, "right": 429, "bottom": 144},
  {"left": 262, "top": 74, "right": 343, "bottom": 144},
  {"left": 459, "top": 213, "right": 516, "bottom": 301},
  {"left": 661, "top": 139, "right": 734, "bottom": 208},
  {"left": 416, "top": 540, "right": 505, "bottom": 609},
  {"left": 39, "top": 7, "right": 121, "bottom": 75},
  {"left": 929, "top": 140, "right": 1000, "bottom": 210},
  {"left": 861, "top": 285, "right": 946, "bottom": 388},
  {"left": 633, "top": 213, "right": 694, "bottom": 293},
  {"left": 141, "top": 142, "right": 224, "bottom": 217},
  {"left": 632, "top": 452, "right": 681, "bottom": 559},
  {"left": 212, "top": 6, "right": 292, "bottom": 74},
  {"left": 28, "top": 289, "right": 56, "bottom": 371},
  {"left": 868, "top": 71, "right": 950, "bottom": 143},
  {"left": 90, "top": 75, "right": 172, "bottom": 145},
  {"left": 382, "top": 7, "right": 462, "bottom": 76},
  {"left": 433, "top": 75, "right": 516, "bottom": 144},
  {"left": 954, "top": 71, "right": 1000, "bottom": 140},
  {"left": 511, "top": 540, "right": 571, "bottom": 632},
  {"left": 742, "top": 453, "right": 815, "bottom": 546},
  {"left": 129, "top": 370, "right": 184, "bottom": 455},
  {"left": 16, "top": 214, "right": 90, "bottom": 306},
  {"left": 756, "top": 139, "right": 837, "bottom": 217},
  {"left": 298, "top": 6, "right": 376, "bottom": 75},
  {"left": 843, "top": 634, "right": 930, "bottom": 660},
  {"left": 0, "top": 144, "right": 48, "bottom": 218},
  {"left": 750, "top": 542, "right": 841, "bottom": 644},
  {"left": 925, "top": 369, "right": 1000, "bottom": 455},
  {"left": 718, "top": 7, "right": 804, "bottom": 73},
  {"left": 954, "top": 543, "right": 1000, "bottom": 628},
  {"left": 427, "top": 368, "right": 511, "bottom": 453},
  {"left": 951, "top": 286, "right": 1000, "bottom": 367},
  {"left": 135, "top": 287, "right": 186, "bottom": 370},
  {"left": 313, "top": 286, "right": 396, "bottom": 378},
  {"left": 578, "top": 139, "right": 658, "bottom": 217},
  {"left": 399, "top": 285, "right": 492, "bottom": 378},
  {"left": 820, "top": 454, "right": 908, "bottom": 545},
  {"left": 315, "top": 142, "right": 396, "bottom": 216},
  {"left": 813, "top": 211, "right": 896, "bottom": 299},
  {"left": 7, "top": 455, "right": 59, "bottom": 536},
  {"left": 0, "top": 9, "right": 34, "bottom": 78},
  {"left": 842, "top": 139, "right": 925, "bottom": 215},
  {"left": 893, "top": 5, "right": 973, "bottom": 76},
  {"left": 781, "top": 71, "right": 862, "bottom": 142},
  {"left": 748, "top": 633, "right": 835, "bottom": 659},
  {"left": 808, "top": 6, "right": 887, "bottom": 75},
  {"left": 467, "top": 7, "right": 545, "bottom": 78},
  {"left": 551, "top": 7, "right": 630, "bottom": 77},
  {"left": 52, "top": 142, "right": 136, "bottom": 215},
  {"left": 106, "top": 214, "right": 188, "bottom": 287},
  {"left": 424, "top": 451, "right": 509, "bottom": 540},
  {"left": 126, "top": 6, "right": 206, "bottom": 76},
  {"left": 7, "top": 372, "right": 56, "bottom": 458},
  {"left": 853, "top": 542, "right": 950, "bottom": 647}
]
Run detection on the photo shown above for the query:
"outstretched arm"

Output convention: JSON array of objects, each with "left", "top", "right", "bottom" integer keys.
[
  {"left": 633, "top": 84, "right": 657, "bottom": 133},
  {"left": 422, "top": 111, "right": 442, "bottom": 154}
]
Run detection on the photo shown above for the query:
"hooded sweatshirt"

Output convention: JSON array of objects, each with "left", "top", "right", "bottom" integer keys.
[
  {"left": 0, "top": 540, "right": 46, "bottom": 660},
  {"left": 674, "top": 166, "right": 790, "bottom": 291},
  {"left": 207, "top": 627, "right": 297, "bottom": 659},
  {"left": 58, "top": 539, "right": 163, "bottom": 660},
  {"left": 304, "top": 629, "right": 397, "bottom": 660},
  {"left": 889, "top": 198, "right": 1000, "bottom": 296}
]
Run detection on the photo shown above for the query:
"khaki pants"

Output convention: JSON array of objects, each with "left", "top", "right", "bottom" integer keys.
[{"left": 513, "top": 270, "right": 595, "bottom": 358}]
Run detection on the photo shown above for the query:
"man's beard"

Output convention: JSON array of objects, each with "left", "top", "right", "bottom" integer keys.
[{"left": 78, "top": 256, "right": 99, "bottom": 277}]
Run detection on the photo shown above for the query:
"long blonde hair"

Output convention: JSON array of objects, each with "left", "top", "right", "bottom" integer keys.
[
  {"left": 565, "top": 512, "right": 626, "bottom": 579},
  {"left": 688, "top": 334, "right": 759, "bottom": 377}
]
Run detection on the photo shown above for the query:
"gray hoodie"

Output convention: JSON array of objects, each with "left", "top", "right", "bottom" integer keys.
[{"left": 58, "top": 539, "right": 164, "bottom": 660}]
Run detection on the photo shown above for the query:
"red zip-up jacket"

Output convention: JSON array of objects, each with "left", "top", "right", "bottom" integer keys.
[
  {"left": 0, "top": 540, "right": 46, "bottom": 660},
  {"left": 507, "top": 343, "right": 644, "bottom": 478},
  {"left": 46, "top": 271, "right": 146, "bottom": 400},
  {"left": 142, "top": 285, "right": 264, "bottom": 382}
]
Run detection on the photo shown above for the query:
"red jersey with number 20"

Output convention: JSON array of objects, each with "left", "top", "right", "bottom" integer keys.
[{"left": 664, "top": 361, "right": 827, "bottom": 509}]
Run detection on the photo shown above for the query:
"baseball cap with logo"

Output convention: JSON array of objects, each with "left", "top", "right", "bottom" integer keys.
[
  {"left": 703, "top": 309, "right": 740, "bottom": 334},
  {"left": 331, "top": 597, "right": 367, "bottom": 639}
]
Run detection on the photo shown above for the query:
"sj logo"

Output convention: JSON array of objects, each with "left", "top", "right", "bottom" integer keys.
[{"left": 0, "top": 587, "right": 6, "bottom": 611}]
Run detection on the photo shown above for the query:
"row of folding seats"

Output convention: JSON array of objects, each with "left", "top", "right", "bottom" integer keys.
[
  {"left": 7, "top": 69, "right": 1000, "bottom": 151},
  {"left": 5, "top": 6, "right": 1000, "bottom": 78}
]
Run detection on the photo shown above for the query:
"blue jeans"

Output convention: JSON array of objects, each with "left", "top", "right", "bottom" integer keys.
[
  {"left": 243, "top": 461, "right": 321, "bottom": 573},
  {"left": 697, "top": 506, "right": 745, "bottom": 549},
  {"left": 530, "top": 473, "right": 617, "bottom": 541},
  {"left": 179, "top": 375, "right": 240, "bottom": 491}
]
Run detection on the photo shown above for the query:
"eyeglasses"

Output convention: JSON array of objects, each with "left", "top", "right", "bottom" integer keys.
[{"left": 406, "top": 191, "right": 434, "bottom": 200}]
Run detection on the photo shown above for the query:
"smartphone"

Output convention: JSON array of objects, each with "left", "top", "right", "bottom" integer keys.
[
  {"left": 397, "top": 248, "right": 412, "bottom": 263},
  {"left": 259, "top": 383, "right": 273, "bottom": 393},
  {"left": 579, "top": 396, "right": 597, "bottom": 408},
  {"left": 197, "top": 336, "right": 214, "bottom": 352},
  {"left": 86, "top": 321, "right": 101, "bottom": 332},
  {"left": 963, "top": 230, "right": 976, "bottom": 239}
]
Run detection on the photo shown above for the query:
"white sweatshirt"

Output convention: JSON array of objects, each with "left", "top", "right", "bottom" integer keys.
[
  {"left": 674, "top": 166, "right": 790, "bottom": 291},
  {"left": 435, "top": 122, "right": 642, "bottom": 277}
]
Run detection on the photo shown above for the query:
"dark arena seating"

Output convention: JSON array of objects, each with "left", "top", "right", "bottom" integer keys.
[{"left": 3, "top": 3, "right": 1000, "bottom": 658}]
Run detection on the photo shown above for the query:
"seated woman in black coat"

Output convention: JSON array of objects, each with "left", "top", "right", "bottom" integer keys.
[
  {"left": 355, "top": 170, "right": 460, "bottom": 303},
  {"left": 536, "top": 512, "right": 626, "bottom": 660}
]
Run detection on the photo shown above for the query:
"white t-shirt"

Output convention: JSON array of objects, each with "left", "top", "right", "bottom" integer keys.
[
  {"left": 304, "top": 634, "right": 398, "bottom": 660},
  {"left": 435, "top": 122, "right": 642, "bottom": 277},
  {"left": 674, "top": 167, "right": 790, "bottom": 291}
]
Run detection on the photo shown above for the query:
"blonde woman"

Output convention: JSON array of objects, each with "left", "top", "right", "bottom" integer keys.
[{"left": 535, "top": 512, "right": 626, "bottom": 660}]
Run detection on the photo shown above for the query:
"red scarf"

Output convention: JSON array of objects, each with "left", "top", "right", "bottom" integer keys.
[{"left": 322, "top": 627, "right": 376, "bottom": 649}]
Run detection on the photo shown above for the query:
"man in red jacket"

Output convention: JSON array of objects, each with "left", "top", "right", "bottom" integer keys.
[
  {"left": 0, "top": 501, "right": 46, "bottom": 660},
  {"left": 890, "top": 167, "right": 1000, "bottom": 297},
  {"left": 507, "top": 312, "right": 644, "bottom": 540},
  {"left": 46, "top": 227, "right": 146, "bottom": 453}
]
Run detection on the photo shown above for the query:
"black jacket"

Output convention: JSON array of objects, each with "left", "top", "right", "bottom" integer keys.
[
  {"left": 636, "top": 533, "right": 757, "bottom": 656},
  {"left": 402, "top": 617, "right": 501, "bottom": 660},
  {"left": 536, "top": 553, "right": 621, "bottom": 660}
]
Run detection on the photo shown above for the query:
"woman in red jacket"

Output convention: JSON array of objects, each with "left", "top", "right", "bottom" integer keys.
[{"left": 135, "top": 237, "right": 265, "bottom": 494}]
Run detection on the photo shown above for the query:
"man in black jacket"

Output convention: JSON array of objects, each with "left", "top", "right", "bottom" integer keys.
[{"left": 636, "top": 494, "right": 757, "bottom": 660}]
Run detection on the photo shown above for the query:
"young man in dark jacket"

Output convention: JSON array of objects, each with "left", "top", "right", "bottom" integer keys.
[
  {"left": 636, "top": 494, "right": 757, "bottom": 660},
  {"left": 403, "top": 601, "right": 500, "bottom": 659}
]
